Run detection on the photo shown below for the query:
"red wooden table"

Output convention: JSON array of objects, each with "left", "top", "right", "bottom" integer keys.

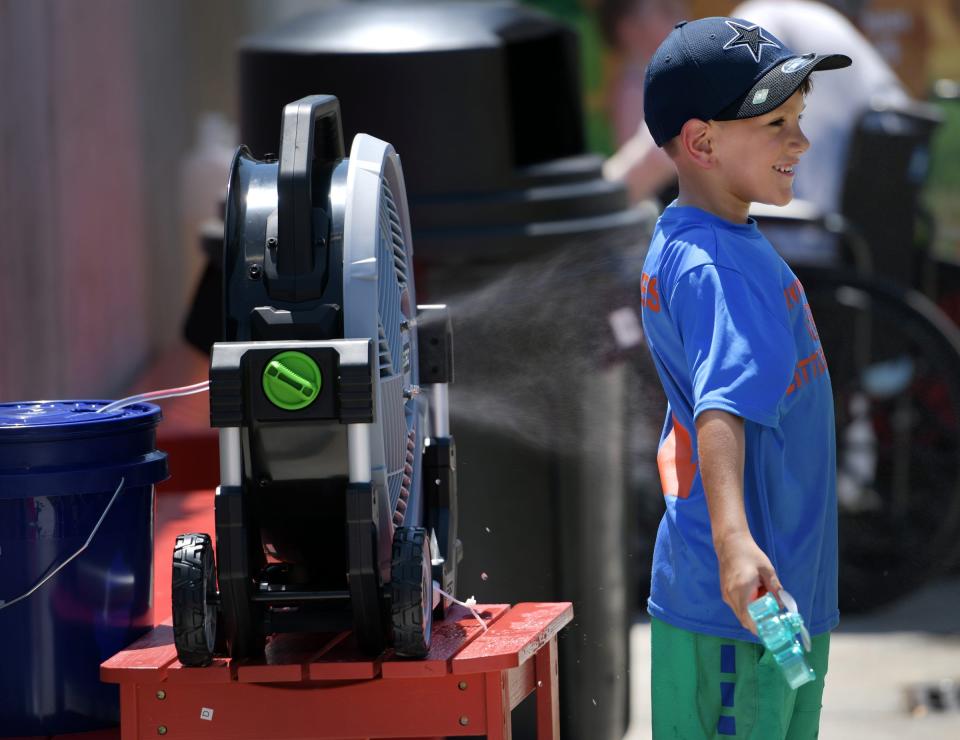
[
  {"left": 96, "top": 361, "right": 575, "bottom": 739},
  {"left": 101, "top": 601, "right": 572, "bottom": 740}
]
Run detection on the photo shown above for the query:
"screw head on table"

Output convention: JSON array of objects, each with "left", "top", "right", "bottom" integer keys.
[{"left": 459, "top": 716, "right": 470, "bottom": 726}]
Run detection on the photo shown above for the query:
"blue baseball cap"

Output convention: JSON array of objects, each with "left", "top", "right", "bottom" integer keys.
[{"left": 644, "top": 17, "right": 852, "bottom": 147}]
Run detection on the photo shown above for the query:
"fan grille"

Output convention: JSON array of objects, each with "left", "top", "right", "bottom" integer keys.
[{"left": 376, "top": 175, "right": 418, "bottom": 522}]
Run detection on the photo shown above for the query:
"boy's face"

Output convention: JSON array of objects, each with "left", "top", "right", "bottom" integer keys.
[{"left": 710, "top": 90, "right": 810, "bottom": 208}]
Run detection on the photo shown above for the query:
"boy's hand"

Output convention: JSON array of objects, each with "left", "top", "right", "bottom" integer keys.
[{"left": 715, "top": 530, "right": 782, "bottom": 634}]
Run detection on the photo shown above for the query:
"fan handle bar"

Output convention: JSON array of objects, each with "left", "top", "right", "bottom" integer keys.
[{"left": 277, "top": 95, "right": 345, "bottom": 278}]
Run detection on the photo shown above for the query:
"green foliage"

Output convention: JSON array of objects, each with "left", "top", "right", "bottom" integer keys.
[
  {"left": 927, "top": 99, "right": 960, "bottom": 189},
  {"left": 924, "top": 98, "right": 960, "bottom": 257},
  {"left": 522, "top": 0, "right": 616, "bottom": 155}
]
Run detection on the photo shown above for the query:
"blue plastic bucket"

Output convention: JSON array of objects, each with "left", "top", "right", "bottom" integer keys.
[{"left": 0, "top": 401, "right": 167, "bottom": 737}]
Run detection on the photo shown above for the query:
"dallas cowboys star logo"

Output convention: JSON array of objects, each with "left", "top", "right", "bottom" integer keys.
[{"left": 722, "top": 20, "right": 780, "bottom": 63}]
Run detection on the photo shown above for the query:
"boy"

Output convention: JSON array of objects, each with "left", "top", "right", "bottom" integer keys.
[{"left": 639, "top": 17, "right": 850, "bottom": 739}]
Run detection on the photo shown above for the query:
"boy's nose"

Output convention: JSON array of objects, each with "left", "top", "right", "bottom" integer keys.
[{"left": 792, "top": 127, "right": 810, "bottom": 155}]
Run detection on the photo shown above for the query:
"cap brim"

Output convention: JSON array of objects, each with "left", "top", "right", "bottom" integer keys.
[{"left": 714, "top": 53, "right": 852, "bottom": 121}]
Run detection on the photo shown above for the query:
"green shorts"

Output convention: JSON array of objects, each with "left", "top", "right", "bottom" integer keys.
[{"left": 651, "top": 617, "right": 830, "bottom": 739}]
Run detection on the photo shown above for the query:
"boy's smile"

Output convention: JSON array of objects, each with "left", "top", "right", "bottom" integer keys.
[
  {"left": 712, "top": 89, "right": 810, "bottom": 210},
  {"left": 670, "top": 88, "right": 811, "bottom": 224},
  {"left": 644, "top": 14, "right": 851, "bottom": 224}
]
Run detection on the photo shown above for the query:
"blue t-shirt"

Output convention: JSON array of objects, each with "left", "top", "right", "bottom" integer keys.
[{"left": 641, "top": 203, "right": 838, "bottom": 642}]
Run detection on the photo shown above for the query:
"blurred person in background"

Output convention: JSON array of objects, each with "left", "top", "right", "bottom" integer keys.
[
  {"left": 597, "top": 0, "right": 685, "bottom": 146},
  {"left": 849, "top": 0, "right": 930, "bottom": 98},
  {"left": 599, "top": 0, "right": 686, "bottom": 202},
  {"left": 603, "top": 0, "right": 910, "bottom": 217}
]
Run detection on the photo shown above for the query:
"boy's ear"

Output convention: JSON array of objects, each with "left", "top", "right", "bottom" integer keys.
[{"left": 678, "top": 119, "right": 715, "bottom": 169}]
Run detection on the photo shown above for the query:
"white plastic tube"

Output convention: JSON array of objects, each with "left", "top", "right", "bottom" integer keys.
[
  {"left": 434, "top": 585, "right": 488, "bottom": 632},
  {"left": 95, "top": 380, "right": 210, "bottom": 414}
]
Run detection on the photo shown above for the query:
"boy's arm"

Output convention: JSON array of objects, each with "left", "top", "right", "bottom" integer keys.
[{"left": 696, "top": 409, "right": 783, "bottom": 633}]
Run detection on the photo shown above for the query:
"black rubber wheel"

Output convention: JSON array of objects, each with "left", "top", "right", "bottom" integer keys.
[
  {"left": 390, "top": 527, "right": 433, "bottom": 658},
  {"left": 172, "top": 533, "right": 218, "bottom": 667},
  {"left": 799, "top": 268, "right": 960, "bottom": 612}
]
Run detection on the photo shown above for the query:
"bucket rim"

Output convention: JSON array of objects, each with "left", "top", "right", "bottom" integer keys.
[
  {"left": 0, "top": 450, "right": 168, "bottom": 499},
  {"left": 0, "top": 400, "right": 162, "bottom": 439}
]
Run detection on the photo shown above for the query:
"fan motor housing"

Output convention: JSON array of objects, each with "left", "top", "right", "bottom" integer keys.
[{"left": 191, "top": 95, "right": 457, "bottom": 662}]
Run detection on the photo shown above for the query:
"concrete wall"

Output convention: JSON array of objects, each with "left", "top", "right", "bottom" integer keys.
[
  {"left": 0, "top": 0, "right": 331, "bottom": 401},
  {"left": 0, "top": 0, "right": 151, "bottom": 400}
]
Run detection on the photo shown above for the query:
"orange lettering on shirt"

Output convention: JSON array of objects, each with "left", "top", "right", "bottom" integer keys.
[
  {"left": 657, "top": 414, "right": 697, "bottom": 499},
  {"left": 803, "top": 304, "right": 820, "bottom": 343},
  {"left": 784, "top": 278, "right": 803, "bottom": 310},
  {"left": 786, "top": 347, "right": 829, "bottom": 395},
  {"left": 641, "top": 272, "right": 661, "bottom": 313}
]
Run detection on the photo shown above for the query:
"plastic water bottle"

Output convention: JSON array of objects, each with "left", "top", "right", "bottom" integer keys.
[{"left": 747, "top": 590, "right": 815, "bottom": 689}]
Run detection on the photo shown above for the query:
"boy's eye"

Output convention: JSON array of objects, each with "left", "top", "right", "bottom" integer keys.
[{"left": 769, "top": 118, "right": 785, "bottom": 127}]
